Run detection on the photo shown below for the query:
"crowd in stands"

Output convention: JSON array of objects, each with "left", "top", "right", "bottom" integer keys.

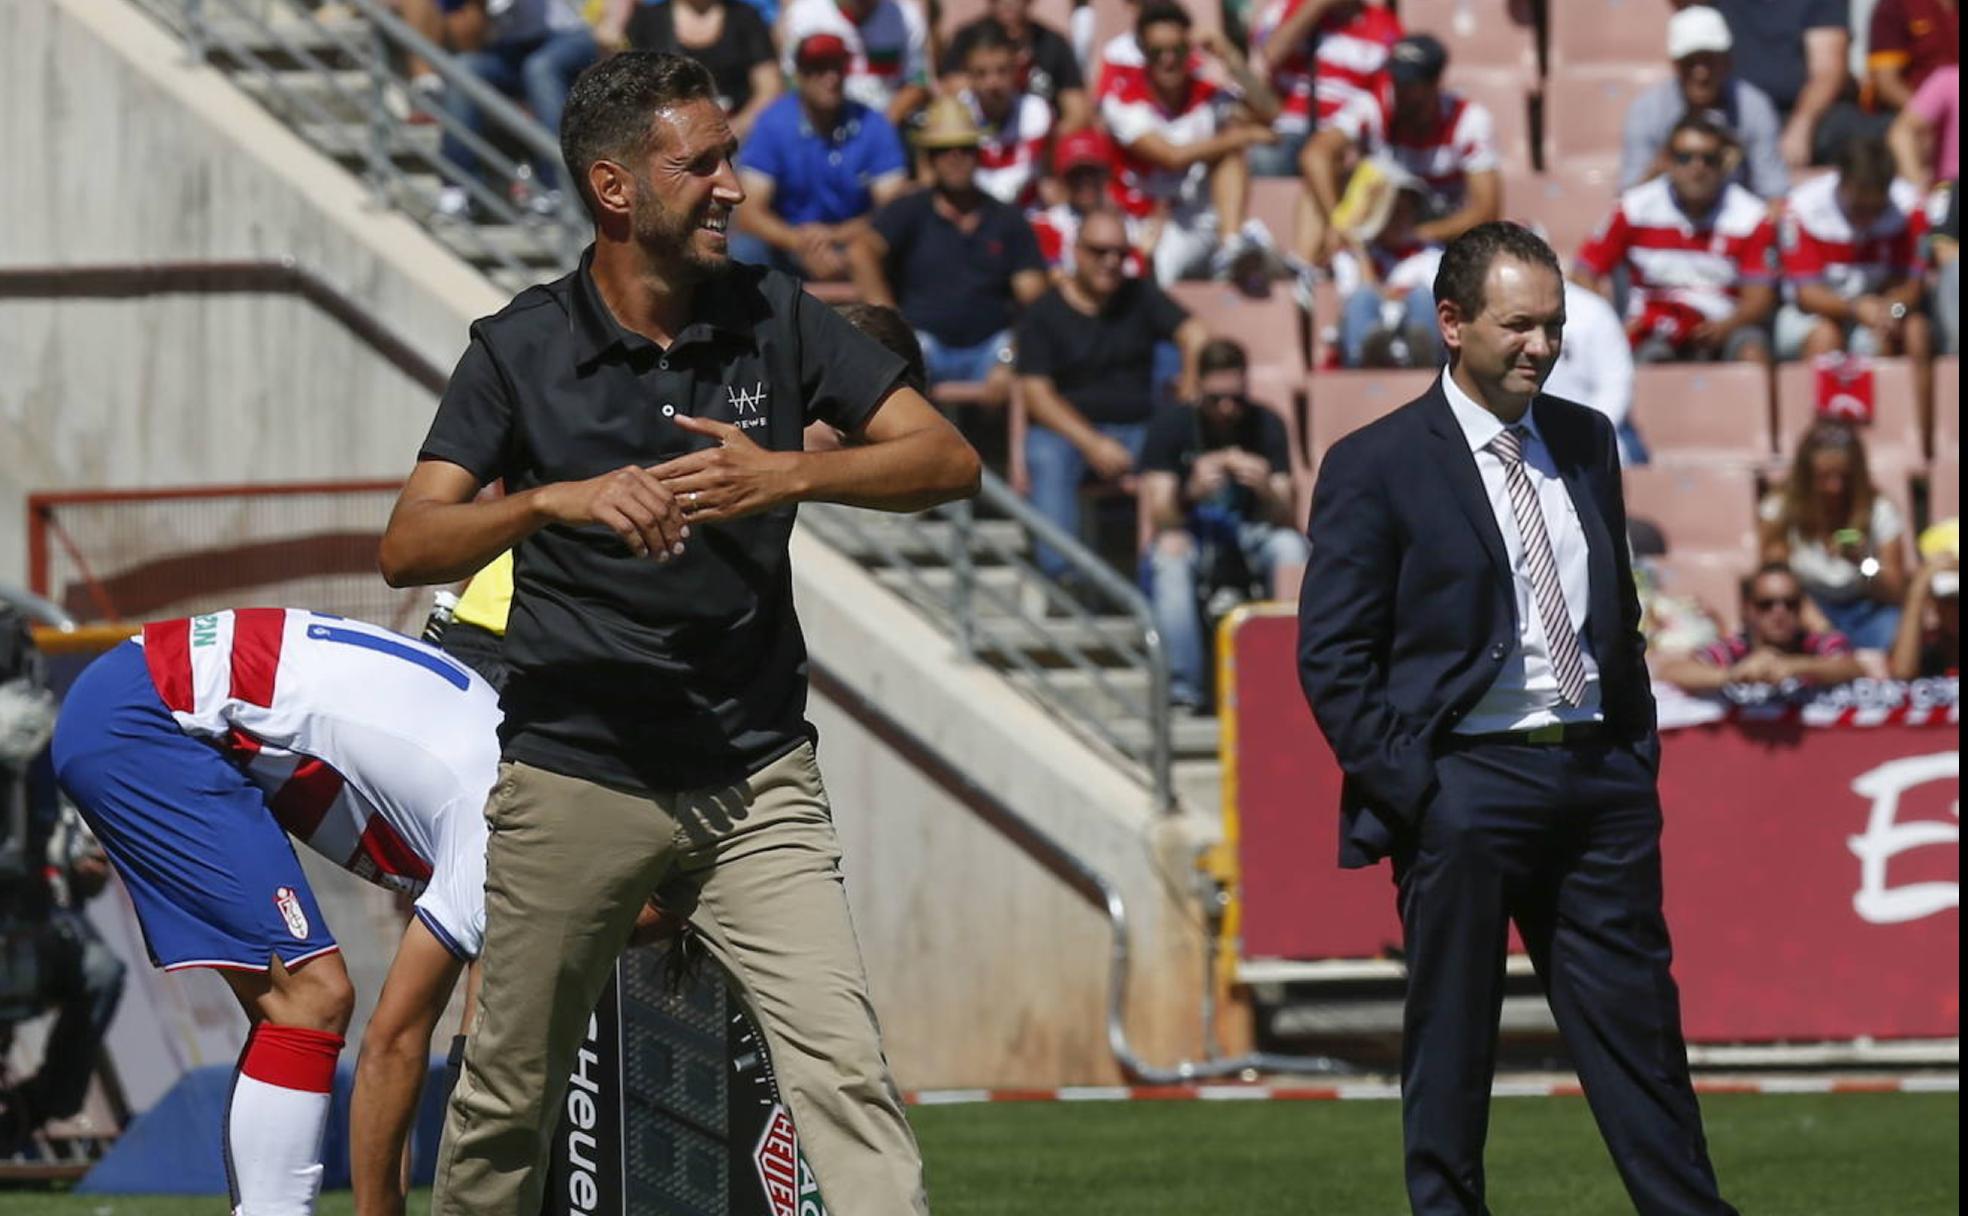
[{"left": 389, "top": 0, "right": 1958, "bottom": 708}]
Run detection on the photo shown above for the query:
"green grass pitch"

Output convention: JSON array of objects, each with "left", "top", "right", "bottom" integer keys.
[{"left": 0, "top": 1091, "right": 1953, "bottom": 1215}]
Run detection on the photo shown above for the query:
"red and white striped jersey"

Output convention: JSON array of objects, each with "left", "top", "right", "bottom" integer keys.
[
  {"left": 1101, "top": 73, "right": 1235, "bottom": 217},
  {"left": 1253, "top": 0, "right": 1403, "bottom": 134},
  {"left": 1372, "top": 92, "right": 1498, "bottom": 215},
  {"left": 1576, "top": 178, "right": 1777, "bottom": 346},
  {"left": 781, "top": 0, "right": 929, "bottom": 114},
  {"left": 138, "top": 608, "right": 501, "bottom": 960},
  {"left": 966, "top": 89, "right": 1053, "bottom": 209},
  {"left": 1780, "top": 173, "right": 1928, "bottom": 300}
]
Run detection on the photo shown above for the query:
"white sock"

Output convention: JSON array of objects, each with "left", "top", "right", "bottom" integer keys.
[{"left": 226, "top": 1023, "right": 342, "bottom": 1216}]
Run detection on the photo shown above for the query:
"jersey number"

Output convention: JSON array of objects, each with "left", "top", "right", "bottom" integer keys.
[{"left": 305, "top": 623, "right": 472, "bottom": 691}]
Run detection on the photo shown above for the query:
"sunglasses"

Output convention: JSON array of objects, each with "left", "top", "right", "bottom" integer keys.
[
  {"left": 1201, "top": 390, "right": 1244, "bottom": 404},
  {"left": 1671, "top": 149, "right": 1726, "bottom": 168},
  {"left": 1079, "top": 242, "right": 1128, "bottom": 261},
  {"left": 1751, "top": 595, "right": 1803, "bottom": 612},
  {"left": 1146, "top": 42, "right": 1190, "bottom": 61}
]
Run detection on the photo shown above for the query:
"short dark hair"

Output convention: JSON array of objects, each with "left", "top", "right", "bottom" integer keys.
[
  {"left": 1666, "top": 112, "right": 1737, "bottom": 152},
  {"left": 1835, "top": 136, "right": 1897, "bottom": 194},
  {"left": 1197, "top": 338, "right": 1248, "bottom": 376},
  {"left": 1137, "top": 1, "right": 1191, "bottom": 40},
  {"left": 965, "top": 22, "right": 1019, "bottom": 60},
  {"left": 1740, "top": 561, "right": 1800, "bottom": 603},
  {"left": 833, "top": 302, "right": 928, "bottom": 395},
  {"left": 1431, "top": 221, "right": 1564, "bottom": 319},
  {"left": 559, "top": 52, "right": 719, "bottom": 220}
]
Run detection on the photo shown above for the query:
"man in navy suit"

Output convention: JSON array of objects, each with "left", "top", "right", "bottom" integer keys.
[{"left": 1297, "top": 223, "right": 1737, "bottom": 1216}]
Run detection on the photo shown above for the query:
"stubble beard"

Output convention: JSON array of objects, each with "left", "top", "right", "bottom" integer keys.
[{"left": 631, "top": 175, "right": 729, "bottom": 283}]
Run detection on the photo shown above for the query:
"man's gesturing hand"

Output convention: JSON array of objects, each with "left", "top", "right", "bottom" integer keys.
[
  {"left": 537, "top": 465, "right": 690, "bottom": 560},
  {"left": 653, "top": 414, "right": 802, "bottom": 523}
]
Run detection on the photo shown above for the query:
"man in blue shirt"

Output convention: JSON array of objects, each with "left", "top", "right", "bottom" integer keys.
[{"left": 732, "top": 33, "right": 911, "bottom": 280}]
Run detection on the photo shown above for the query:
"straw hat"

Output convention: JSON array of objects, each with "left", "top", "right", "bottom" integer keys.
[{"left": 915, "top": 96, "right": 984, "bottom": 150}]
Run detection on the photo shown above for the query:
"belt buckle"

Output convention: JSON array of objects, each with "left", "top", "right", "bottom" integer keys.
[{"left": 1526, "top": 723, "right": 1565, "bottom": 744}]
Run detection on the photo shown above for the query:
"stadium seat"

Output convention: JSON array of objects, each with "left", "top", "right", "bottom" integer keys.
[
  {"left": 937, "top": 0, "right": 992, "bottom": 43},
  {"left": 1930, "top": 453, "right": 1959, "bottom": 524},
  {"left": 1247, "top": 177, "right": 1303, "bottom": 253},
  {"left": 1621, "top": 462, "right": 1762, "bottom": 564},
  {"left": 1503, "top": 162, "right": 1622, "bottom": 267},
  {"left": 1547, "top": 0, "right": 1673, "bottom": 71},
  {"left": 1652, "top": 551, "right": 1748, "bottom": 635},
  {"left": 1630, "top": 363, "right": 1774, "bottom": 462},
  {"left": 1932, "top": 355, "right": 1957, "bottom": 457},
  {"left": 1394, "top": 0, "right": 1539, "bottom": 74},
  {"left": 1452, "top": 68, "right": 1533, "bottom": 168},
  {"left": 1542, "top": 68, "right": 1669, "bottom": 165},
  {"left": 1168, "top": 281, "right": 1309, "bottom": 379},
  {"left": 1773, "top": 358, "right": 1926, "bottom": 472},
  {"left": 1308, "top": 367, "right": 1437, "bottom": 467}
]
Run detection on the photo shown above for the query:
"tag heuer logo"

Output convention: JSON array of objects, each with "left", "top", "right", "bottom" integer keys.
[{"left": 753, "top": 1104, "right": 800, "bottom": 1216}]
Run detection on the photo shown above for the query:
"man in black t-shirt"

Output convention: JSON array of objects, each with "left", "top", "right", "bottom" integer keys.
[
  {"left": 1014, "top": 210, "right": 1207, "bottom": 577},
  {"left": 1139, "top": 338, "right": 1307, "bottom": 710},
  {"left": 380, "top": 53, "right": 978, "bottom": 1216},
  {"left": 938, "top": 0, "right": 1091, "bottom": 133},
  {"left": 850, "top": 96, "right": 1049, "bottom": 405}
]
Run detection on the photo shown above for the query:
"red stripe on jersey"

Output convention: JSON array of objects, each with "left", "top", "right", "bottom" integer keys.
[
  {"left": 224, "top": 726, "right": 265, "bottom": 759},
  {"left": 228, "top": 607, "right": 286, "bottom": 707},
  {"left": 353, "top": 815, "right": 433, "bottom": 884},
  {"left": 141, "top": 618, "right": 195, "bottom": 713},
  {"left": 269, "top": 756, "right": 345, "bottom": 841}
]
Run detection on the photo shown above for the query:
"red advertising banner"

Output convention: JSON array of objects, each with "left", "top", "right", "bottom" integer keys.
[{"left": 1224, "top": 610, "right": 1961, "bottom": 1042}]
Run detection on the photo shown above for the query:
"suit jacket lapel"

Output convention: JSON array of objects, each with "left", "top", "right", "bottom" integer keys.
[
  {"left": 1536, "top": 398, "right": 1621, "bottom": 652},
  {"left": 1421, "top": 384, "right": 1512, "bottom": 581}
]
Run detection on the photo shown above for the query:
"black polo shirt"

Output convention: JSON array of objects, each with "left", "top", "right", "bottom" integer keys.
[{"left": 418, "top": 249, "right": 906, "bottom": 792}]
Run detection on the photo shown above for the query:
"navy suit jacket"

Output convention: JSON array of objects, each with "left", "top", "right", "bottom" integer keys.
[{"left": 1296, "top": 378, "right": 1659, "bottom": 868}]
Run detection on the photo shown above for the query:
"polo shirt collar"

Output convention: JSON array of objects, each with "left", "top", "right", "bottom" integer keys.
[{"left": 569, "top": 245, "right": 756, "bottom": 370}]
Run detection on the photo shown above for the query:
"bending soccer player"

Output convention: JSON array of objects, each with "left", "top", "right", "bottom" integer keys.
[{"left": 51, "top": 608, "right": 500, "bottom": 1216}]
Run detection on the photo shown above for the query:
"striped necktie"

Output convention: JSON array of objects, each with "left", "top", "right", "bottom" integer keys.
[{"left": 1491, "top": 426, "right": 1589, "bottom": 706}]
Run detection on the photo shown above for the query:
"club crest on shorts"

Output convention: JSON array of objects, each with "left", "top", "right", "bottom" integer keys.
[{"left": 273, "top": 886, "right": 310, "bottom": 940}]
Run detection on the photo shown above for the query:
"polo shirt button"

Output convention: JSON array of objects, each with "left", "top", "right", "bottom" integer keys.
[
  {"left": 662, "top": 404, "right": 676, "bottom": 417},
  {"left": 659, "top": 357, "right": 669, "bottom": 370},
  {"left": 1489, "top": 643, "right": 1507, "bottom": 661}
]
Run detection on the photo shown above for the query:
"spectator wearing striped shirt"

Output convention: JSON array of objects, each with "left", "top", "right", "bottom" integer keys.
[
  {"left": 1248, "top": 0, "right": 1403, "bottom": 178},
  {"left": 1655, "top": 562, "right": 1867, "bottom": 693},
  {"left": 960, "top": 24, "right": 1055, "bottom": 209},
  {"left": 1575, "top": 114, "right": 1777, "bottom": 367}
]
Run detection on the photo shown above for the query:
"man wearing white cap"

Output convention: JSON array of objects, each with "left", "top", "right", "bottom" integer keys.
[{"left": 1622, "top": 5, "right": 1787, "bottom": 200}]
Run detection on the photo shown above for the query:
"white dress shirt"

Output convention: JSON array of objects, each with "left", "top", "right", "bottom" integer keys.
[
  {"left": 1543, "top": 282, "right": 1636, "bottom": 432},
  {"left": 1441, "top": 370, "right": 1604, "bottom": 733}
]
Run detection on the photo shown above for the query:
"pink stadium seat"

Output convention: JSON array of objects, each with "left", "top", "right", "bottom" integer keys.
[
  {"left": 1503, "top": 162, "right": 1622, "bottom": 267},
  {"left": 936, "top": 0, "right": 992, "bottom": 44},
  {"left": 1543, "top": 68, "right": 1669, "bottom": 165},
  {"left": 1167, "top": 281, "right": 1310, "bottom": 379},
  {"left": 1621, "top": 462, "right": 1762, "bottom": 564},
  {"left": 1930, "top": 454, "right": 1959, "bottom": 524},
  {"left": 1932, "top": 356, "right": 1957, "bottom": 457},
  {"left": 1653, "top": 552, "right": 1748, "bottom": 635},
  {"left": 1308, "top": 368, "right": 1437, "bottom": 466},
  {"left": 1773, "top": 358, "right": 1926, "bottom": 472},
  {"left": 1394, "top": 0, "right": 1538, "bottom": 74},
  {"left": 1547, "top": 0, "right": 1673, "bottom": 71},
  {"left": 1630, "top": 363, "right": 1773, "bottom": 462},
  {"left": 1247, "top": 177, "right": 1303, "bottom": 252},
  {"left": 1451, "top": 68, "right": 1532, "bottom": 168}
]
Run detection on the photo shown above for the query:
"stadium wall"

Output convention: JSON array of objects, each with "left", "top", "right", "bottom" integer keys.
[{"left": 4, "top": 0, "right": 1208, "bottom": 1089}]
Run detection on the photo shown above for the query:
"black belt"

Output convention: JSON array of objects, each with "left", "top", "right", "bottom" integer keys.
[{"left": 1444, "top": 721, "right": 1613, "bottom": 748}]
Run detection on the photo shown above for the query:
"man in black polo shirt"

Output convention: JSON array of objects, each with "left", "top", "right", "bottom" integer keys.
[
  {"left": 378, "top": 52, "right": 978, "bottom": 1216},
  {"left": 849, "top": 96, "right": 1049, "bottom": 406}
]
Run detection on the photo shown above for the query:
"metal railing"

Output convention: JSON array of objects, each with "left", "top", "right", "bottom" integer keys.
[{"left": 126, "top": 0, "right": 1179, "bottom": 807}]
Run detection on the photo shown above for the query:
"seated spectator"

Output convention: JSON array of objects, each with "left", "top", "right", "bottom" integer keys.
[
  {"left": 1888, "top": 523, "right": 1960, "bottom": 679},
  {"left": 779, "top": 0, "right": 930, "bottom": 126},
  {"left": 940, "top": 0, "right": 1090, "bottom": 133},
  {"left": 1102, "top": 3, "right": 1280, "bottom": 284},
  {"left": 607, "top": 0, "right": 781, "bottom": 140},
  {"left": 1679, "top": 0, "right": 1865, "bottom": 167},
  {"left": 960, "top": 25, "right": 1055, "bottom": 209},
  {"left": 1140, "top": 339, "right": 1308, "bottom": 710},
  {"left": 1546, "top": 279, "right": 1645, "bottom": 465},
  {"left": 732, "top": 34, "right": 910, "bottom": 281},
  {"left": 1299, "top": 33, "right": 1500, "bottom": 264},
  {"left": 1865, "top": 0, "right": 1959, "bottom": 115},
  {"left": 1623, "top": 5, "right": 1787, "bottom": 200},
  {"left": 1030, "top": 131, "right": 1153, "bottom": 275},
  {"left": 1656, "top": 562, "right": 1867, "bottom": 692},
  {"left": 1328, "top": 162, "right": 1443, "bottom": 367},
  {"left": 434, "top": 0, "right": 598, "bottom": 216},
  {"left": 1249, "top": 0, "right": 1404, "bottom": 178},
  {"left": 1758, "top": 419, "right": 1909, "bottom": 649},
  {"left": 849, "top": 98, "right": 1048, "bottom": 401},
  {"left": 1015, "top": 211, "right": 1207, "bottom": 578},
  {"left": 1092, "top": 0, "right": 1169, "bottom": 102},
  {"left": 1888, "top": 63, "right": 1959, "bottom": 193},
  {"left": 1576, "top": 114, "right": 1777, "bottom": 366},
  {"left": 1775, "top": 138, "right": 1933, "bottom": 386}
]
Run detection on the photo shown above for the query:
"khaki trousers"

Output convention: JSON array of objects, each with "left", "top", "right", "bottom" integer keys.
[{"left": 432, "top": 743, "right": 928, "bottom": 1215}]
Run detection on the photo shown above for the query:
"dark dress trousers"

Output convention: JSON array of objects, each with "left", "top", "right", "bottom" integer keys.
[{"left": 1296, "top": 379, "right": 1736, "bottom": 1216}]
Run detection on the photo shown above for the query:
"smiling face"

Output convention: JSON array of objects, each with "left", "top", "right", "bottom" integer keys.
[
  {"left": 1440, "top": 254, "right": 1565, "bottom": 410},
  {"left": 627, "top": 99, "right": 744, "bottom": 280}
]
